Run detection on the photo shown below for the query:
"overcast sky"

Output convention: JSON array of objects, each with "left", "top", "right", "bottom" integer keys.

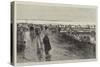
[{"left": 15, "top": 2, "right": 97, "bottom": 25}]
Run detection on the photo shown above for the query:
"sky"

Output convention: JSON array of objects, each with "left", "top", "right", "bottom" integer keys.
[{"left": 14, "top": 1, "right": 97, "bottom": 25}]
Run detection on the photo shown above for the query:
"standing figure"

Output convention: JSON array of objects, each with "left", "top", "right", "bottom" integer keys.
[
  {"left": 30, "top": 26, "right": 35, "bottom": 41},
  {"left": 43, "top": 35, "right": 51, "bottom": 54},
  {"left": 43, "top": 26, "right": 51, "bottom": 61},
  {"left": 24, "top": 27, "right": 33, "bottom": 61},
  {"left": 35, "top": 27, "right": 43, "bottom": 61},
  {"left": 24, "top": 27, "right": 31, "bottom": 49}
]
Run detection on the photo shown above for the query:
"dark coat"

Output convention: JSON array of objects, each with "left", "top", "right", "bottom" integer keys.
[{"left": 43, "top": 35, "right": 51, "bottom": 51}]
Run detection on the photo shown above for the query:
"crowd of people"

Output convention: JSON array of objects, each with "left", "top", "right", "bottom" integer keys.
[
  {"left": 49, "top": 24, "right": 96, "bottom": 44},
  {"left": 17, "top": 23, "right": 96, "bottom": 62},
  {"left": 17, "top": 23, "right": 51, "bottom": 61}
]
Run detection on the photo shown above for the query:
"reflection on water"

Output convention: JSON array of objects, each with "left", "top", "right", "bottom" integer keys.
[
  {"left": 37, "top": 49, "right": 51, "bottom": 61},
  {"left": 45, "top": 54, "right": 51, "bottom": 61}
]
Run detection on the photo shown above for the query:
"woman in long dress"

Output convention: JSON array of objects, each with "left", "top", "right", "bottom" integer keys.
[
  {"left": 35, "top": 27, "right": 45, "bottom": 61},
  {"left": 42, "top": 26, "right": 51, "bottom": 61},
  {"left": 24, "top": 26, "right": 38, "bottom": 62}
]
